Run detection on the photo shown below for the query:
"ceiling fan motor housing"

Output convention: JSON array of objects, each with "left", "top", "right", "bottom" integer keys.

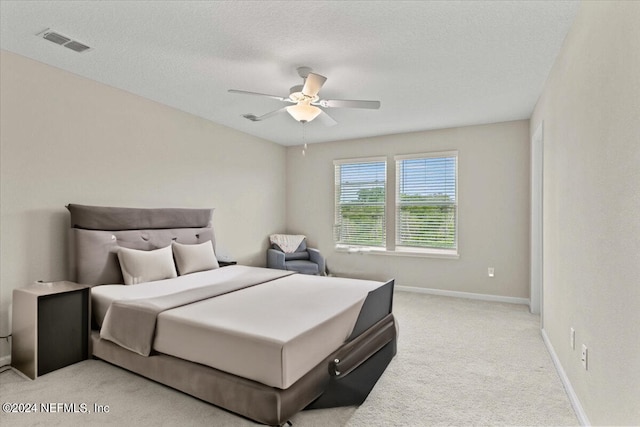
[
  {"left": 296, "top": 66, "right": 313, "bottom": 78},
  {"left": 289, "top": 85, "right": 318, "bottom": 103}
]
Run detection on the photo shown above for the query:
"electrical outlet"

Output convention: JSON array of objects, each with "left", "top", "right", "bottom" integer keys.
[
  {"left": 488, "top": 267, "right": 495, "bottom": 277},
  {"left": 570, "top": 328, "right": 575, "bottom": 350},
  {"left": 581, "top": 344, "right": 588, "bottom": 370}
]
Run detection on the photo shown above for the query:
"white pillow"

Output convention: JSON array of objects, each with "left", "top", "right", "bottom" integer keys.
[
  {"left": 172, "top": 241, "right": 219, "bottom": 275},
  {"left": 117, "top": 245, "right": 177, "bottom": 285}
]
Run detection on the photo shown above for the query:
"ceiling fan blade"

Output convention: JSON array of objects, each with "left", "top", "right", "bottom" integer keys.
[
  {"left": 242, "top": 107, "right": 287, "bottom": 121},
  {"left": 302, "top": 73, "right": 327, "bottom": 97},
  {"left": 228, "top": 89, "right": 289, "bottom": 102},
  {"left": 316, "top": 110, "right": 338, "bottom": 127},
  {"left": 317, "top": 99, "right": 381, "bottom": 109}
]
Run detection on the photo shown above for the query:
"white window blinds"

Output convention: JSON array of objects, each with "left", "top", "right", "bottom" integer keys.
[
  {"left": 334, "top": 158, "right": 386, "bottom": 247},
  {"left": 395, "top": 152, "right": 457, "bottom": 251}
]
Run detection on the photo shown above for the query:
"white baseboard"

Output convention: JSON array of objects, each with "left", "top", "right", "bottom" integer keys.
[
  {"left": 395, "top": 285, "right": 530, "bottom": 305},
  {"left": 0, "top": 354, "right": 11, "bottom": 367},
  {"left": 541, "top": 328, "right": 591, "bottom": 426}
]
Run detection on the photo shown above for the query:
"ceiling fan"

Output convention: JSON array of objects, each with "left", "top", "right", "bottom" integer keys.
[{"left": 228, "top": 67, "right": 381, "bottom": 126}]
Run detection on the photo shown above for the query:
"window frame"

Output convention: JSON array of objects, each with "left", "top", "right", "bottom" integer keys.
[
  {"left": 333, "top": 157, "right": 388, "bottom": 249},
  {"left": 394, "top": 151, "right": 459, "bottom": 256}
]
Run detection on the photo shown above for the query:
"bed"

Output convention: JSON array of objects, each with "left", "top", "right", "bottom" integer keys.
[{"left": 67, "top": 204, "right": 397, "bottom": 426}]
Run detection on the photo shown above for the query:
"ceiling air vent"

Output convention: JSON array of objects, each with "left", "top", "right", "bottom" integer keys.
[
  {"left": 64, "top": 40, "right": 91, "bottom": 53},
  {"left": 42, "top": 31, "right": 70, "bottom": 45},
  {"left": 36, "top": 29, "right": 92, "bottom": 53}
]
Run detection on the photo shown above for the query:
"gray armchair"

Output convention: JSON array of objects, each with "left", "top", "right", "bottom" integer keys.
[{"left": 267, "top": 238, "right": 326, "bottom": 275}]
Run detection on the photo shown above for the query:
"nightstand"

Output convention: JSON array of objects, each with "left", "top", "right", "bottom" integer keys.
[
  {"left": 12, "top": 281, "right": 90, "bottom": 379},
  {"left": 218, "top": 260, "right": 237, "bottom": 267}
]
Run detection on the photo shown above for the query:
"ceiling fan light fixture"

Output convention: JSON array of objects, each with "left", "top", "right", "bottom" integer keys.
[{"left": 286, "top": 104, "right": 322, "bottom": 123}]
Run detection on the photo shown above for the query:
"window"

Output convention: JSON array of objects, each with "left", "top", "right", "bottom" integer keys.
[
  {"left": 334, "top": 151, "right": 458, "bottom": 257},
  {"left": 395, "top": 152, "right": 457, "bottom": 252},
  {"left": 334, "top": 158, "right": 386, "bottom": 247}
]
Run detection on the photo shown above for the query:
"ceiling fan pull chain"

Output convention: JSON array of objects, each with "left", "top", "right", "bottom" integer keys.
[{"left": 301, "top": 122, "right": 307, "bottom": 156}]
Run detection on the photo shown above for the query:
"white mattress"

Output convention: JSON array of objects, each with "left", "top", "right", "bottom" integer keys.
[{"left": 92, "top": 266, "right": 384, "bottom": 389}]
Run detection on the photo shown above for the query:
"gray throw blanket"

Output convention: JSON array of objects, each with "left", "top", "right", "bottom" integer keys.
[{"left": 100, "top": 268, "right": 293, "bottom": 356}]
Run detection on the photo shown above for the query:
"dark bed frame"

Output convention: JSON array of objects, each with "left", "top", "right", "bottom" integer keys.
[{"left": 68, "top": 204, "right": 397, "bottom": 426}]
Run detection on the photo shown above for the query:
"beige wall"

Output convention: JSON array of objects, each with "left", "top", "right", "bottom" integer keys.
[
  {"left": 0, "top": 50, "right": 287, "bottom": 359},
  {"left": 286, "top": 120, "right": 530, "bottom": 299},
  {"left": 531, "top": 1, "right": 640, "bottom": 424}
]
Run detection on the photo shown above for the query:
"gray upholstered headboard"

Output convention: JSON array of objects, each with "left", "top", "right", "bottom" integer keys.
[{"left": 67, "top": 204, "right": 215, "bottom": 286}]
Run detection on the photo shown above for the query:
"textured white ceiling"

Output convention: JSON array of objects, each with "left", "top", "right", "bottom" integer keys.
[{"left": 0, "top": 1, "right": 579, "bottom": 146}]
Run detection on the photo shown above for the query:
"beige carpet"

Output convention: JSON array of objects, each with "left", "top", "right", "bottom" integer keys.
[{"left": 0, "top": 291, "right": 578, "bottom": 426}]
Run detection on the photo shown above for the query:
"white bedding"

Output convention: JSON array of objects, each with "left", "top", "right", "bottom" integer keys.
[
  {"left": 92, "top": 266, "right": 384, "bottom": 389},
  {"left": 91, "top": 267, "right": 254, "bottom": 327}
]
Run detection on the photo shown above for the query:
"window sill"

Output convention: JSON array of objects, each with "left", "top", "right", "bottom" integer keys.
[{"left": 334, "top": 246, "right": 459, "bottom": 259}]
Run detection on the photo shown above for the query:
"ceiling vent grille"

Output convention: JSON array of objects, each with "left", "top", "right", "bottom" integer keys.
[
  {"left": 64, "top": 40, "right": 91, "bottom": 53},
  {"left": 36, "top": 29, "right": 92, "bottom": 53}
]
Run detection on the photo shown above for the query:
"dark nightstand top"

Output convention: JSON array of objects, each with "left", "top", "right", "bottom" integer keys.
[{"left": 218, "top": 260, "right": 237, "bottom": 267}]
